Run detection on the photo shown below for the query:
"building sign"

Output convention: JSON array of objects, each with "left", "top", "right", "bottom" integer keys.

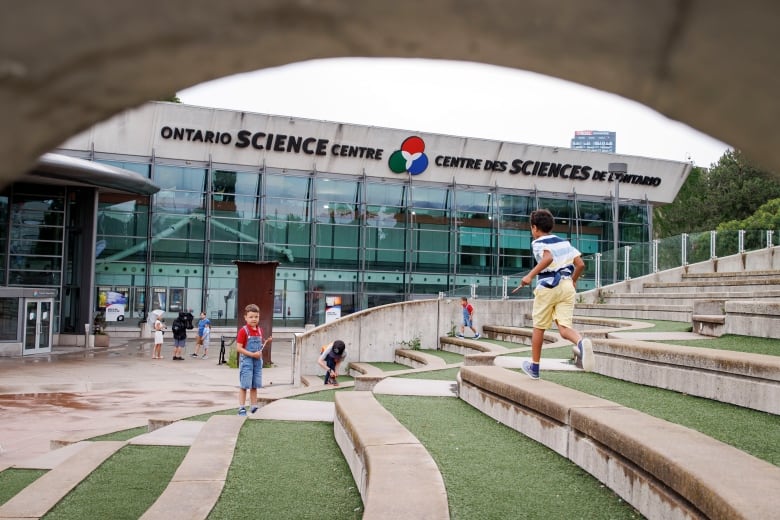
[
  {"left": 62, "top": 102, "right": 691, "bottom": 204},
  {"left": 160, "top": 126, "right": 662, "bottom": 187}
]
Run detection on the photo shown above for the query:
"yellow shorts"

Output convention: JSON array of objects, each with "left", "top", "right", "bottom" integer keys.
[{"left": 532, "top": 278, "right": 575, "bottom": 330}]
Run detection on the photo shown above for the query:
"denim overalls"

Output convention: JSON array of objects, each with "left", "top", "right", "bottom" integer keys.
[{"left": 239, "top": 325, "right": 263, "bottom": 389}]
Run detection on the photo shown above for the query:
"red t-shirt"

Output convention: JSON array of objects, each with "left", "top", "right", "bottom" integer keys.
[{"left": 237, "top": 325, "right": 263, "bottom": 347}]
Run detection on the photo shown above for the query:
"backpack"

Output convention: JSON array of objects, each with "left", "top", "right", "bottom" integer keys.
[{"left": 172, "top": 318, "right": 185, "bottom": 335}]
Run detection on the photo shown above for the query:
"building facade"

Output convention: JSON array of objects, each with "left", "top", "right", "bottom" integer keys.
[
  {"left": 571, "top": 130, "right": 617, "bottom": 153},
  {"left": 0, "top": 102, "right": 691, "bottom": 352}
]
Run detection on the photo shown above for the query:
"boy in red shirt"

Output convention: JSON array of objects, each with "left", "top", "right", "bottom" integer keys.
[
  {"left": 457, "top": 296, "right": 480, "bottom": 339},
  {"left": 236, "top": 303, "right": 272, "bottom": 416}
]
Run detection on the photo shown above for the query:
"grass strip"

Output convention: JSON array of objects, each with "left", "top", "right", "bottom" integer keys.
[
  {"left": 88, "top": 426, "right": 148, "bottom": 441},
  {"left": 543, "top": 372, "right": 780, "bottom": 465},
  {"left": 365, "top": 361, "right": 408, "bottom": 371},
  {"left": 0, "top": 468, "right": 47, "bottom": 506},
  {"left": 43, "top": 445, "right": 186, "bottom": 520},
  {"left": 657, "top": 334, "right": 780, "bottom": 356},
  {"left": 376, "top": 395, "right": 641, "bottom": 519},
  {"left": 398, "top": 367, "right": 461, "bottom": 380},
  {"left": 208, "top": 420, "right": 362, "bottom": 519},
  {"left": 629, "top": 319, "right": 692, "bottom": 332},
  {"left": 419, "top": 349, "right": 464, "bottom": 364}
]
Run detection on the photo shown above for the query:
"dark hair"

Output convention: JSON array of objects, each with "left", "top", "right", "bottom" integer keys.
[
  {"left": 530, "top": 209, "right": 555, "bottom": 233},
  {"left": 332, "top": 340, "right": 345, "bottom": 355}
]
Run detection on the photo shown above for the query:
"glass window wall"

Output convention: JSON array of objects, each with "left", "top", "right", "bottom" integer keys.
[
  {"left": 264, "top": 174, "right": 311, "bottom": 266},
  {"left": 9, "top": 186, "right": 65, "bottom": 286}
]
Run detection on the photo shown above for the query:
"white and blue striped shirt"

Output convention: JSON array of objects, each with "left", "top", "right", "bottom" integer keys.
[{"left": 531, "top": 234, "right": 581, "bottom": 288}]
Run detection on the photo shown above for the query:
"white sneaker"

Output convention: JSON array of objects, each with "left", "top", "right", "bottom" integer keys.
[{"left": 578, "top": 339, "right": 594, "bottom": 372}]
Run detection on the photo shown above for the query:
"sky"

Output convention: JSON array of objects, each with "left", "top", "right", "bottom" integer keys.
[{"left": 179, "top": 58, "right": 731, "bottom": 168}]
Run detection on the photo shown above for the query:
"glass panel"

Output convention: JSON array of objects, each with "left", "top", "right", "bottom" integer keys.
[
  {"left": 266, "top": 198, "right": 309, "bottom": 221},
  {"left": 210, "top": 217, "right": 259, "bottom": 242},
  {"left": 10, "top": 190, "right": 65, "bottom": 288},
  {"left": 315, "top": 178, "right": 359, "bottom": 204},
  {"left": 366, "top": 182, "right": 406, "bottom": 206},
  {"left": 39, "top": 301, "right": 51, "bottom": 349},
  {"left": 24, "top": 301, "right": 36, "bottom": 351},
  {"left": 266, "top": 174, "right": 310, "bottom": 198},
  {"left": 412, "top": 186, "right": 449, "bottom": 209},
  {"left": 154, "top": 165, "right": 207, "bottom": 213},
  {"left": 455, "top": 190, "right": 491, "bottom": 213},
  {"left": 154, "top": 164, "right": 207, "bottom": 192},
  {"left": 498, "top": 193, "right": 533, "bottom": 216},
  {"left": 0, "top": 298, "right": 18, "bottom": 340},
  {"left": 98, "top": 160, "right": 150, "bottom": 177},
  {"left": 209, "top": 241, "right": 260, "bottom": 263},
  {"left": 212, "top": 170, "right": 261, "bottom": 218},
  {"left": 0, "top": 194, "right": 7, "bottom": 284},
  {"left": 151, "top": 238, "right": 204, "bottom": 264},
  {"left": 538, "top": 197, "right": 574, "bottom": 221}
]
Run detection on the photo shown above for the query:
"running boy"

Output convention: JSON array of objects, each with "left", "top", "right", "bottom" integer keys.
[
  {"left": 236, "top": 304, "right": 272, "bottom": 416},
  {"left": 511, "top": 209, "right": 593, "bottom": 379},
  {"left": 457, "top": 296, "right": 480, "bottom": 339}
]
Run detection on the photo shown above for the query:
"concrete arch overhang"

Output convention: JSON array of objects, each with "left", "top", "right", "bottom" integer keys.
[{"left": 1, "top": 0, "right": 778, "bottom": 190}]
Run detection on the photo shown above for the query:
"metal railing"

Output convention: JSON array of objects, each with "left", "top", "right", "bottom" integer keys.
[{"left": 439, "top": 228, "right": 779, "bottom": 300}]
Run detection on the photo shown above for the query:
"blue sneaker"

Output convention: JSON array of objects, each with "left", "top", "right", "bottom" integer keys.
[
  {"left": 521, "top": 360, "right": 540, "bottom": 380},
  {"left": 250, "top": 405, "right": 258, "bottom": 414},
  {"left": 578, "top": 338, "right": 594, "bottom": 372},
  {"left": 456, "top": 333, "right": 465, "bottom": 338},
  {"left": 474, "top": 333, "right": 481, "bottom": 339},
  {"left": 238, "top": 407, "right": 247, "bottom": 417}
]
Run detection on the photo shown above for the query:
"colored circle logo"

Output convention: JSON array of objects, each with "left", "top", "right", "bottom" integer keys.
[{"left": 388, "top": 136, "right": 429, "bottom": 175}]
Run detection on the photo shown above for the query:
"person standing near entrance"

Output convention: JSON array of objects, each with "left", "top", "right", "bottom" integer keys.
[
  {"left": 511, "top": 208, "right": 593, "bottom": 379},
  {"left": 171, "top": 312, "right": 188, "bottom": 360},
  {"left": 152, "top": 317, "right": 165, "bottom": 359},
  {"left": 192, "top": 311, "right": 211, "bottom": 359},
  {"left": 236, "top": 303, "right": 272, "bottom": 416}
]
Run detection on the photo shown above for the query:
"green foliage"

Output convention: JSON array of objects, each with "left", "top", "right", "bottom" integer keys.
[
  {"left": 92, "top": 311, "right": 107, "bottom": 335},
  {"left": 717, "top": 197, "right": 780, "bottom": 231},
  {"left": 159, "top": 94, "right": 181, "bottom": 103},
  {"left": 399, "top": 335, "right": 422, "bottom": 350},
  {"left": 653, "top": 150, "right": 780, "bottom": 238}
]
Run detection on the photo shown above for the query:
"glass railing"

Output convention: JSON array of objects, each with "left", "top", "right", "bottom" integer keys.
[{"left": 439, "top": 228, "right": 779, "bottom": 300}]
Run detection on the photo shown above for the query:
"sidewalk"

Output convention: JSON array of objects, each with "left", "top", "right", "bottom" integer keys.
[{"left": 0, "top": 337, "right": 295, "bottom": 471}]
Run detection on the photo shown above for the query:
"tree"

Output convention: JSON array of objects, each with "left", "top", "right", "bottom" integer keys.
[
  {"left": 718, "top": 197, "right": 780, "bottom": 231},
  {"left": 653, "top": 150, "right": 780, "bottom": 238},
  {"left": 653, "top": 165, "right": 709, "bottom": 237},
  {"left": 159, "top": 94, "right": 181, "bottom": 103}
]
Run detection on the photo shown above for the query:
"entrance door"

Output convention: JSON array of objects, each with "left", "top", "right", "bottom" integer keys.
[{"left": 23, "top": 299, "right": 53, "bottom": 355}]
